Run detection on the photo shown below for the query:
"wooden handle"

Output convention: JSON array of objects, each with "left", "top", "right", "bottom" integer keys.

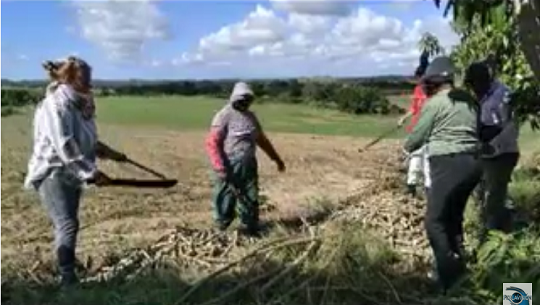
[{"left": 105, "top": 178, "right": 178, "bottom": 188}]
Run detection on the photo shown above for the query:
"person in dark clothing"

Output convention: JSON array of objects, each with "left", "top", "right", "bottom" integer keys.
[
  {"left": 404, "top": 56, "right": 482, "bottom": 293},
  {"left": 464, "top": 62, "right": 520, "bottom": 240}
]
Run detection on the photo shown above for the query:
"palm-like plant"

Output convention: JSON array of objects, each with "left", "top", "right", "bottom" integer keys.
[{"left": 418, "top": 32, "right": 446, "bottom": 57}]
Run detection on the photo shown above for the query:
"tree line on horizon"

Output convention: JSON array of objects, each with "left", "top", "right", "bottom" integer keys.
[{"left": 1, "top": 77, "right": 413, "bottom": 118}]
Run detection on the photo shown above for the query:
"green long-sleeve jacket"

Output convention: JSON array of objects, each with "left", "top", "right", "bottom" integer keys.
[{"left": 404, "top": 88, "right": 479, "bottom": 157}]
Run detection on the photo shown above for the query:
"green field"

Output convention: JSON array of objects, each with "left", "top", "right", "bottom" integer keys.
[
  {"left": 96, "top": 95, "right": 537, "bottom": 146},
  {"left": 95, "top": 95, "right": 407, "bottom": 137}
]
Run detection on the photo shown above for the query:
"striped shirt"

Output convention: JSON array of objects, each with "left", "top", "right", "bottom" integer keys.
[{"left": 23, "top": 83, "right": 98, "bottom": 189}]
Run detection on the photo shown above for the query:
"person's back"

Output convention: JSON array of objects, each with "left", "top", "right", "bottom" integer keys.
[
  {"left": 424, "top": 88, "right": 479, "bottom": 156},
  {"left": 403, "top": 56, "right": 482, "bottom": 293}
]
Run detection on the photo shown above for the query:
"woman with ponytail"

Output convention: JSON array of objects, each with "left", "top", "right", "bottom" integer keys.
[{"left": 24, "top": 56, "right": 127, "bottom": 286}]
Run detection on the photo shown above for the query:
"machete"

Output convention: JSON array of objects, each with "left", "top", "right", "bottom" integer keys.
[{"left": 104, "top": 178, "right": 178, "bottom": 188}]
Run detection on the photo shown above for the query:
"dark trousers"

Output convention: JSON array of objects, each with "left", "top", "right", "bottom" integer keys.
[
  {"left": 478, "top": 153, "right": 519, "bottom": 234},
  {"left": 212, "top": 157, "right": 259, "bottom": 229},
  {"left": 426, "top": 153, "right": 482, "bottom": 290}
]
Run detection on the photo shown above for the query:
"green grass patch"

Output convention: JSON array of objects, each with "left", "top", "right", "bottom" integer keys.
[{"left": 95, "top": 95, "right": 406, "bottom": 138}]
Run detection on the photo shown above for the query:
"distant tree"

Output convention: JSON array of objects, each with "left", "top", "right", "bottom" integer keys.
[{"left": 418, "top": 32, "right": 446, "bottom": 56}]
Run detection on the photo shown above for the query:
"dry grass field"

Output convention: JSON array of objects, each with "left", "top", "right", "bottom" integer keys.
[
  {"left": 2, "top": 96, "right": 538, "bottom": 305},
  {"left": 2, "top": 113, "right": 399, "bottom": 264}
]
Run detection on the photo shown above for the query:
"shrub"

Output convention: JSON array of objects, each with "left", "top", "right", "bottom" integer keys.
[
  {"left": 1, "top": 89, "right": 42, "bottom": 108},
  {"left": 334, "top": 85, "right": 390, "bottom": 115}
]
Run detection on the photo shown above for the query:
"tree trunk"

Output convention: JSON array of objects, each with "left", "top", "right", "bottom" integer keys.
[{"left": 517, "top": 0, "right": 540, "bottom": 82}]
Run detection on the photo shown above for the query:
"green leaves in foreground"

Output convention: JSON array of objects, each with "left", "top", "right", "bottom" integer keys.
[{"left": 471, "top": 229, "right": 540, "bottom": 301}]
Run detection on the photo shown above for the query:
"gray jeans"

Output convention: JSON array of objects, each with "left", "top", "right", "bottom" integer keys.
[{"left": 37, "top": 169, "right": 82, "bottom": 274}]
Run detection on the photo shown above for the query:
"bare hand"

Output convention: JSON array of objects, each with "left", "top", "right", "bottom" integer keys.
[
  {"left": 97, "top": 142, "right": 128, "bottom": 162},
  {"left": 397, "top": 117, "right": 406, "bottom": 127}
]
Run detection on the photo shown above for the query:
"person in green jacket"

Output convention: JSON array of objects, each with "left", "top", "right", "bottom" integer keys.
[{"left": 404, "top": 56, "right": 482, "bottom": 293}]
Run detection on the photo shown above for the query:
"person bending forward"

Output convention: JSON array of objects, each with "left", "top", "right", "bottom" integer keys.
[
  {"left": 404, "top": 56, "right": 482, "bottom": 292},
  {"left": 205, "top": 82, "right": 286, "bottom": 236},
  {"left": 465, "top": 62, "right": 520, "bottom": 239}
]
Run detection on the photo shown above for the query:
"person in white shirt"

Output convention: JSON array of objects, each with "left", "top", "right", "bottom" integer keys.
[{"left": 24, "top": 56, "right": 127, "bottom": 286}]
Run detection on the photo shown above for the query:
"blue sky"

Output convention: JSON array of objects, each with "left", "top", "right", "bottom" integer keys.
[{"left": 2, "top": 0, "right": 459, "bottom": 80}]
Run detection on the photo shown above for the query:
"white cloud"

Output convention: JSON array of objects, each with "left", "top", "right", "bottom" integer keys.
[
  {"left": 72, "top": 0, "right": 172, "bottom": 62},
  {"left": 175, "top": 4, "right": 459, "bottom": 76},
  {"left": 270, "top": 0, "right": 354, "bottom": 16},
  {"left": 287, "top": 13, "right": 333, "bottom": 35},
  {"left": 177, "top": 5, "right": 289, "bottom": 65},
  {"left": 200, "top": 5, "right": 286, "bottom": 53},
  {"left": 17, "top": 54, "right": 29, "bottom": 61}
]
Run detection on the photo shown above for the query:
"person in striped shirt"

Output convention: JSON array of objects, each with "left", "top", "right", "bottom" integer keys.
[
  {"left": 23, "top": 56, "right": 127, "bottom": 286},
  {"left": 205, "top": 82, "right": 286, "bottom": 236}
]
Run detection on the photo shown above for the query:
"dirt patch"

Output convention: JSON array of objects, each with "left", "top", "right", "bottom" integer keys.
[{"left": 1, "top": 122, "right": 403, "bottom": 266}]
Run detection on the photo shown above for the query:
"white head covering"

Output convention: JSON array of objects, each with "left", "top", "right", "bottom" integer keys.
[{"left": 229, "top": 82, "right": 254, "bottom": 103}]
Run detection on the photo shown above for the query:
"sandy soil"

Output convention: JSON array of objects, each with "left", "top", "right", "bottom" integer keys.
[{"left": 1, "top": 123, "right": 403, "bottom": 267}]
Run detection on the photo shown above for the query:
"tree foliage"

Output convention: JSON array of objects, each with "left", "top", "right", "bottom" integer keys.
[
  {"left": 432, "top": 0, "right": 540, "bottom": 129},
  {"left": 418, "top": 32, "right": 446, "bottom": 56},
  {"left": 1, "top": 79, "right": 407, "bottom": 118}
]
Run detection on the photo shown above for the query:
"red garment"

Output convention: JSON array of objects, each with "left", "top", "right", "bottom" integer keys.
[
  {"left": 406, "top": 84, "right": 427, "bottom": 133},
  {"left": 205, "top": 128, "right": 225, "bottom": 172}
]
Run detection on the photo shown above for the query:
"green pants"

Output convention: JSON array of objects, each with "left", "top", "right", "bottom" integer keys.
[{"left": 212, "top": 157, "right": 259, "bottom": 229}]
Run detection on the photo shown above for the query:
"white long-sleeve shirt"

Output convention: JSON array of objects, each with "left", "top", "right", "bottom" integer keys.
[{"left": 24, "top": 83, "right": 98, "bottom": 189}]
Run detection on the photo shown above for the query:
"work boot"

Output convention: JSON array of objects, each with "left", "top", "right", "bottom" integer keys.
[
  {"left": 439, "top": 253, "right": 467, "bottom": 294},
  {"left": 238, "top": 223, "right": 262, "bottom": 238},
  {"left": 57, "top": 246, "right": 79, "bottom": 287},
  {"left": 214, "top": 221, "right": 231, "bottom": 232},
  {"left": 60, "top": 271, "right": 79, "bottom": 287},
  {"left": 427, "top": 265, "right": 439, "bottom": 282},
  {"left": 406, "top": 184, "right": 417, "bottom": 198}
]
